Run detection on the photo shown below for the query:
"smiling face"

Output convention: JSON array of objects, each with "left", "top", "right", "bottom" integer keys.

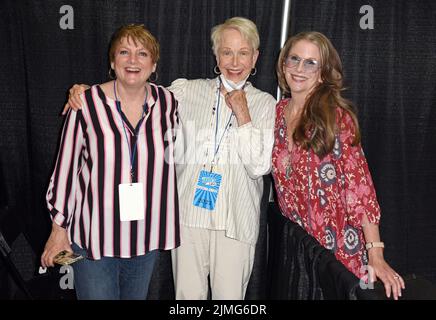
[
  {"left": 216, "top": 28, "right": 259, "bottom": 84},
  {"left": 111, "top": 36, "right": 156, "bottom": 88},
  {"left": 283, "top": 39, "right": 322, "bottom": 98}
]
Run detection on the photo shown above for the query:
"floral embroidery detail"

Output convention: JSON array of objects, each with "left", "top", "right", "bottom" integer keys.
[
  {"left": 344, "top": 225, "right": 360, "bottom": 256},
  {"left": 271, "top": 101, "right": 381, "bottom": 278},
  {"left": 316, "top": 188, "right": 328, "bottom": 207},
  {"left": 318, "top": 162, "right": 337, "bottom": 186},
  {"left": 325, "top": 226, "right": 337, "bottom": 252}
]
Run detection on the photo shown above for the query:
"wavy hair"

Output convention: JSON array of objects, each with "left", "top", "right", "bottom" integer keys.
[{"left": 276, "top": 31, "right": 361, "bottom": 158}]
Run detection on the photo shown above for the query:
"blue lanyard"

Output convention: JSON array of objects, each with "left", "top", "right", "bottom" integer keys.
[
  {"left": 213, "top": 86, "right": 234, "bottom": 163},
  {"left": 209, "top": 77, "right": 248, "bottom": 171},
  {"left": 113, "top": 80, "right": 148, "bottom": 182}
]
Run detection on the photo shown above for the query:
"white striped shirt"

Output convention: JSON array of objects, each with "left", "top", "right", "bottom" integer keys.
[
  {"left": 169, "top": 78, "right": 276, "bottom": 246},
  {"left": 46, "top": 84, "right": 180, "bottom": 259}
]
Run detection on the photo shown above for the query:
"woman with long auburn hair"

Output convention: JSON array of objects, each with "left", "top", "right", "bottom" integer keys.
[{"left": 272, "top": 31, "right": 405, "bottom": 300}]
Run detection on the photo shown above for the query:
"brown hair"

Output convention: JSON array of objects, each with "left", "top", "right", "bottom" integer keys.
[
  {"left": 276, "top": 31, "right": 361, "bottom": 158},
  {"left": 109, "top": 24, "right": 160, "bottom": 64}
]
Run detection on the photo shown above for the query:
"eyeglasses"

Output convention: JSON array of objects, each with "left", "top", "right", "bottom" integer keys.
[{"left": 283, "top": 55, "right": 320, "bottom": 73}]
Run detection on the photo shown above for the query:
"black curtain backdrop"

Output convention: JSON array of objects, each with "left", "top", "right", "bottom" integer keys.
[
  {"left": 287, "top": 0, "right": 436, "bottom": 284},
  {"left": 1, "top": 0, "right": 436, "bottom": 299},
  {"left": 0, "top": 0, "right": 283, "bottom": 299}
]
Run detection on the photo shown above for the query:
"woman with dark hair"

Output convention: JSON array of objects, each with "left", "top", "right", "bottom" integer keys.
[{"left": 271, "top": 31, "right": 405, "bottom": 300}]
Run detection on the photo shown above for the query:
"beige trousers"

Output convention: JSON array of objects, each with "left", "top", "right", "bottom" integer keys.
[{"left": 171, "top": 225, "right": 255, "bottom": 300}]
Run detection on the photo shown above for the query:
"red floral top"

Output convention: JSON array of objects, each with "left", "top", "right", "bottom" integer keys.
[{"left": 271, "top": 98, "right": 381, "bottom": 278}]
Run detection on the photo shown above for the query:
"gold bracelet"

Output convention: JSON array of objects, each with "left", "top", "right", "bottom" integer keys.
[{"left": 365, "top": 241, "right": 385, "bottom": 250}]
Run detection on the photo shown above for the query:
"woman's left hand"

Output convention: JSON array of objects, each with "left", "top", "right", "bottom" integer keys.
[
  {"left": 41, "top": 223, "right": 72, "bottom": 268},
  {"left": 224, "top": 90, "right": 251, "bottom": 126},
  {"left": 367, "top": 249, "right": 406, "bottom": 300}
]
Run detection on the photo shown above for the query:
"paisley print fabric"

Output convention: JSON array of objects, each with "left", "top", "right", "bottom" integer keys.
[{"left": 271, "top": 98, "right": 381, "bottom": 277}]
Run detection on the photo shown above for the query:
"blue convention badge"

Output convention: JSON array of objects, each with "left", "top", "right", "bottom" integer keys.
[{"left": 193, "top": 170, "right": 222, "bottom": 210}]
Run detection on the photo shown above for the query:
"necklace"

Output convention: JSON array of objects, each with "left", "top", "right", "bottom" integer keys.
[
  {"left": 284, "top": 100, "right": 294, "bottom": 179},
  {"left": 284, "top": 99, "right": 303, "bottom": 179}
]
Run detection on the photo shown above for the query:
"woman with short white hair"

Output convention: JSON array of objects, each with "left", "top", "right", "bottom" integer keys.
[
  {"left": 64, "top": 17, "right": 276, "bottom": 300},
  {"left": 169, "top": 16, "right": 275, "bottom": 300}
]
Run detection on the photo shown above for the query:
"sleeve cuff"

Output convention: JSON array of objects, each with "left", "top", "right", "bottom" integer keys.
[
  {"left": 50, "top": 209, "right": 68, "bottom": 228},
  {"left": 236, "top": 121, "right": 253, "bottom": 131}
]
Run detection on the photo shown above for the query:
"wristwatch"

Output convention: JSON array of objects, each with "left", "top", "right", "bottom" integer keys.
[{"left": 365, "top": 241, "right": 385, "bottom": 250}]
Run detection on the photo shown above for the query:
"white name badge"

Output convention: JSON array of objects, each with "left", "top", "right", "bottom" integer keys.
[{"left": 118, "top": 183, "right": 145, "bottom": 221}]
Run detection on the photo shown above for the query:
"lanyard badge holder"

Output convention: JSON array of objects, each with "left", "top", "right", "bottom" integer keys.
[
  {"left": 193, "top": 78, "right": 237, "bottom": 211},
  {"left": 115, "top": 80, "right": 148, "bottom": 221}
]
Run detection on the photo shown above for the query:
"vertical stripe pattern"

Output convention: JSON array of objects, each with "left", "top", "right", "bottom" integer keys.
[
  {"left": 46, "top": 84, "right": 180, "bottom": 259},
  {"left": 169, "top": 78, "right": 276, "bottom": 246}
]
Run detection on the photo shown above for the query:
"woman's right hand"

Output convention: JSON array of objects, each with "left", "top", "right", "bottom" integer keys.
[
  {"left": 62, "top": 84, "right": 90, "bottom": 115},
  {"left": 41, "top": 222, "right": 72, "bottom": 268}
]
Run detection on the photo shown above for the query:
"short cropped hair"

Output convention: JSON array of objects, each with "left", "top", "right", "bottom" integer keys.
[
  {"left": 211, "top": 17, "right": 259, "bottom": 55},
  {"left": 109, "top": 24, "right": 160, "bottom": 64}
]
